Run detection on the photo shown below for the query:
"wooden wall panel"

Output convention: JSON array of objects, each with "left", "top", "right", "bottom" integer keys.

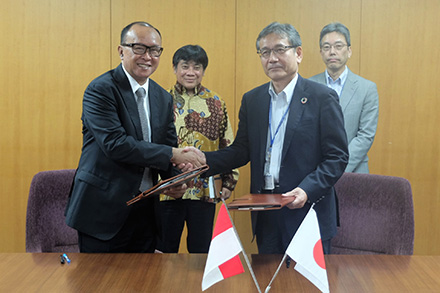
[
  {"left": 2, "top": 0, "right": 440, "bottom": 256},
  {"left": 0, "top": 0, "right": 111, "bottom": 252},
  {"left": 110, "top": 0, "right": 236, "bottom": 116},
  {"left": 363, "top": 0, "right": 440, "bottom": 255},
  {"left": 234, "top": 0, "right": 362, "bottom": 254},
  {"left": 110, "top": 0, "right": 236, "bottom": 253}
]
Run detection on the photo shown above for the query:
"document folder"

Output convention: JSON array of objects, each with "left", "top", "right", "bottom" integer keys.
[
  {"left": 227, "top": 193, "right": 294, "bottom": 211},
  {"left": 126, "top": 165, "right": 209, "bottom": 206}
]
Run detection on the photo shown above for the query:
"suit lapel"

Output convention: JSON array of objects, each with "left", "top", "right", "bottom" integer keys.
[
  {"left": 315, "top": 72, "right": 327, "bottom": 84},
  {"left": 255, "top": 85, "right": 271, "bottom": 169},
  {"left": 147, "top": 80, "right": 159, "bottom": 141},
  {"left": 113, "top": 64, "right": 143, "bottom": 140},
  {"left": 259, "top": 88, "right": 270, "bottom": 153},
  {"left": 281, "top": 75, "right": 306, "bottom": 161},
  {"left": 340, "top": 69, "right": 358, "bottom": 112}
]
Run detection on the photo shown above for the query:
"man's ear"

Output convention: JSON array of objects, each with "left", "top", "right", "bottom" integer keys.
[
  {"left": 295, "top": 46, "right": 303, "bottom": 63},
  {"left": 118, "top": 46, "right": 124, "bottom": 59}
]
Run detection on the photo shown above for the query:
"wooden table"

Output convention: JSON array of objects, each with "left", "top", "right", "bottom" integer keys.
[{"left": 1, "top": 253, "right": 439, "bottom": 292}]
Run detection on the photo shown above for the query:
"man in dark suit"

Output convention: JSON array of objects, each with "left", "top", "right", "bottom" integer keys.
[
  {"left": 205, "top": 22, "right": 348, "bottom": 254},
  {"left": 65, "top": 21, "right": 205, "bottom": 253}
]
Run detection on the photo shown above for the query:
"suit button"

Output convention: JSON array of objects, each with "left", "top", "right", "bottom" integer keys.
[{"left": 138, "top": 167, "right": 144, "bottom": 173}]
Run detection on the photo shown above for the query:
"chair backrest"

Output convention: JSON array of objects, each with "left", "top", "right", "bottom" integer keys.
[
  {"left": 332, "top": 172, "right": 414, "bottom": 255},
  {"left": 26, "top": 169, "right": 79, "bottom": 252}
]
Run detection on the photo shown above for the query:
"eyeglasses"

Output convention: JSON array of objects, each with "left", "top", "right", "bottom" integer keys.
[
  {"left": 321, "top": 43, "right": 348, "bottom": 52},
  {"left": 121, "top": 43, "right": 163, "bottom": 57},
  {"left": 257, "top": 45, "right": 295, "bottom": 59}
]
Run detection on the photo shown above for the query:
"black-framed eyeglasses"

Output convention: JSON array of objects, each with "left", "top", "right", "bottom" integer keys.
[
  {"left": 121, "top": 43, "right": 163, "bottom": 57},
  {"left": 321, "top": 43, "right": 348, "bottom": 52},
  {"left": 257, "top": 45, "right": 295, "bottom": 59}
]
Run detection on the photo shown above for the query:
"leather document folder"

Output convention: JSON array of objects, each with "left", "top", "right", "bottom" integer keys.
[
  {"left": 227, "top": 193, "right": 294, "bottom": 211},
  {"left": 126, "top": 165, "right": 209, "bottom": 206}
]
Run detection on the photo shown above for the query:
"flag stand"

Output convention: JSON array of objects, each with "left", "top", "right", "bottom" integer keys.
[
  {"left": 264, "top": 253, "right": 288, "bottom": 292},
  {"left": 265, "top": 203, "right": 318, "bottom": 292},
  {"left": 221, "top": 198, "right": 262, "bottom": 293}
]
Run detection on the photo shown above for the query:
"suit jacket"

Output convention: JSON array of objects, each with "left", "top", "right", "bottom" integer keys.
[
  {"left": 309, "top": 69, "right": 379, "bottom": 173},
  {"left": 206, "top": 75, "right": 348, "bottom": 242},
  {"left": 65, "top": 64, "right": 177, "bottom": 241}
]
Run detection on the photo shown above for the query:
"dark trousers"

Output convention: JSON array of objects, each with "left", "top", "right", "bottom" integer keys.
[
  {"left": 78, "top": 196, "right": 157, "bottom": 253},
  {"left": 158, "top": 199, "right": 215, "bottom": 253},
  {"left": 255, "top": 209, "right": 332, "bottom": 255}
]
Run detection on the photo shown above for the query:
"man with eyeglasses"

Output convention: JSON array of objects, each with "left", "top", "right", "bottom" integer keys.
[
  {"left": 310, "top": 22, "right": 379, "bottom": 173},
  {"left": 203, "top": 22, "right": 348, "bottom": 254},
  {"left": 158, "top": 45, "right": 239, "bottom": 254},
  {"left": 65, "top": 21, "right": 205, "bottom": 253}
]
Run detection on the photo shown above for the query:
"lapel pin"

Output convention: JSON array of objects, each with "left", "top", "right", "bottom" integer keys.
[{"left": 301, "top": 97, "right": 308, "bottom": 104}]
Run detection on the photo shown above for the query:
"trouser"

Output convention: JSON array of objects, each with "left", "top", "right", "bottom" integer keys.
[
  {"left": 78, "top": 196, "right": 157, "bottom": 253},
  {"left": 158, "top": 199, "right": 215, "bottom": 253}
]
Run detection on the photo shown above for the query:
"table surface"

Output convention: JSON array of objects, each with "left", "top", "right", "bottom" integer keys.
[{"left": 1, "top": 253, "right": 439, "bottom": 292}]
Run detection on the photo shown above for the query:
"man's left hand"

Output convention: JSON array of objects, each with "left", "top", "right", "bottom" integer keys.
[
  {"left": 282, "top": 187, "right": 308, "bottom": 209},
  {"left": 219, "top": 187, "right": 232, "bottom": 200}
]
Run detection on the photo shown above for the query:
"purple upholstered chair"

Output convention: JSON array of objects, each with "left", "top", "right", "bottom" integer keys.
[
  {"left": 332, "top": 172, "right": 414, "bottom": 255},
  {"left": 26, "top": 169, "right": 79, "bottom": 252}
]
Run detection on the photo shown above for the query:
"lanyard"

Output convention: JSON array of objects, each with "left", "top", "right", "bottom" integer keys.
[{"left": 266, "top": 95, "right": 293, "bottom": 163}]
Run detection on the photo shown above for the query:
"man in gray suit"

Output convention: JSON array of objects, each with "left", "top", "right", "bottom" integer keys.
[{"left": 310, "top": 22, "right": 379, "bottom": 173}]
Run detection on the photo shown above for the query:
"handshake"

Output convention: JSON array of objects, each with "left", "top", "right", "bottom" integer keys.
[
  {"left": 164, "top": 147, "right": 207, "bottom": 199},
  {"left": 171, "top": 146, "right": 207, "bottom": 172}
]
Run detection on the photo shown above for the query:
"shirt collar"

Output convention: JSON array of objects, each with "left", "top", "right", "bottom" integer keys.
[
  {"left": 174, "top": 82, "right": 204, "bottom": 95},
  {"left": 325, "top": 66, "right": 348, "bottom": 86},
  {"left": 121, "top": 64, "right": 150, "bottom": 95},
  {"left": 268, "top": 74, "right": 298, "bottom": 104}
]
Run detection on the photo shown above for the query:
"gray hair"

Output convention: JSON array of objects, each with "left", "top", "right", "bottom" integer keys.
[
  {"left": 319, "top": 22, "right": 351, "bottom": 47},
  {"left": 256, "top": 22, "right": 302, "bottom": 51}
]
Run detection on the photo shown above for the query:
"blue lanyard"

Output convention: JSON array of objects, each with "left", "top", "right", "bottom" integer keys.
[{"left": 267, "top": 95, "right": 293, "bottom": 160}]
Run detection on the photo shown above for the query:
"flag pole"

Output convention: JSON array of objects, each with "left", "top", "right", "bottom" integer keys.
[
  {"left": 221, "top": 198, "right": 262, "bottom": 293},
  {"left": 265, "top": 204, "right": 316, "bottom": 292},
  {"left": 264, "top": 253, "right": 288, "bottom": 292}
]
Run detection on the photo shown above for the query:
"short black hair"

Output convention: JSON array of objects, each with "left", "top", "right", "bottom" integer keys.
[
  {"left": 172, "top": 45, "right": 208, "bottom": 70},
  {"left": 120, "top": 21, "right": 161, "bottom": 44}
]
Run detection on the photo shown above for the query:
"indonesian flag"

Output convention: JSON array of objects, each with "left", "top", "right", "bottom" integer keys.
[
  {"left": 286, "top": 207, "right": 329, "bottom": 293},
  {"left": 202, "top": 203, "right": 245, "bottom": 291}
]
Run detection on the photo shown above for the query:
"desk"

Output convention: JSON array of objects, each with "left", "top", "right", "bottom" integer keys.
[{"left": 1, "top": 254, "right": 439, "bottom": 292}]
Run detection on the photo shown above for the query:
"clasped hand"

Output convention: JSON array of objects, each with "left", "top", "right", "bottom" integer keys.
[
  {"left": 165, "top": 147, "right": 206, "bottom": 199},
  {"left": 171, "top": 146, "right": 206, "bottom": 172},
  {"left": 282, "top": 187, "right": 308, "bottom": 209}
]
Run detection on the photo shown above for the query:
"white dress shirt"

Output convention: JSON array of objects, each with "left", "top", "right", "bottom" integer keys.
[
  {"left": 266, "top": 74, "right": 298, "bottom": 184},
  {"left": 325, "top": 66, "right": 348, "bottom": 97},
  {"left": 122, "top": 64, "right": 152, "bottom": 141}
]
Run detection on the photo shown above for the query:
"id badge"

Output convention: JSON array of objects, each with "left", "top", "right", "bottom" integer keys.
[{"left": 264, "top": 173, "right": 275, "bottom": 190}]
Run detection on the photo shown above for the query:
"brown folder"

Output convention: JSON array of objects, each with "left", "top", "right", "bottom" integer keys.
[
  {"left": 126, "top": 165, "right": 209, "bottom": 206},
  {"left": 227, "top": 193, "right": 295, "bottom": 211}
]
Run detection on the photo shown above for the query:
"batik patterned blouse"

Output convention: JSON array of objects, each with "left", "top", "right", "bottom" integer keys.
[{"left": 160, "top": 82, "right": 239, "bottom": 202}]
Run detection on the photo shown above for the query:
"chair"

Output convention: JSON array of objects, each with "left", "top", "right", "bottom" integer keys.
[
  {"left": 26, "top": 169, "right": 79, "bottom": 252},
  {"left": 332, "top": 172, "right": 414, "bottom": 255}
]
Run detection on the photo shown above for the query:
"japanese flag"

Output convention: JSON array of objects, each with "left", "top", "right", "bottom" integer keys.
[
  {"left": 202, "top": 203, "right": 245, "bottom": 291},
  {"left": 286, "top": 207, "right": 329, "bottom": 293}
]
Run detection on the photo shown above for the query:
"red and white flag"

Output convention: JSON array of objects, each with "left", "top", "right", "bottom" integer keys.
[
  {"left": 285, "top": 207, "right": 329, "bottom": 293},
  {"left": 202, "top": 203, "right": 245, "bottom": 291}
]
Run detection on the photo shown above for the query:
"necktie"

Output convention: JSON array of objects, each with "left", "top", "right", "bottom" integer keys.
[
  {"left": 136, "top": 87, "right": 150, "bottom": 141},
  {"left": 135, "top": 87, "right": 152, "bottom": 191}
]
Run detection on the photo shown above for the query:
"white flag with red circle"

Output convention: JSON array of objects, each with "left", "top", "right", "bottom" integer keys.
[
  {"left": 285, "top": 207, "right": 329, "bottom": 293},
  {"left": 202, "top": 203, "right": 245, "bottom": 291}
]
